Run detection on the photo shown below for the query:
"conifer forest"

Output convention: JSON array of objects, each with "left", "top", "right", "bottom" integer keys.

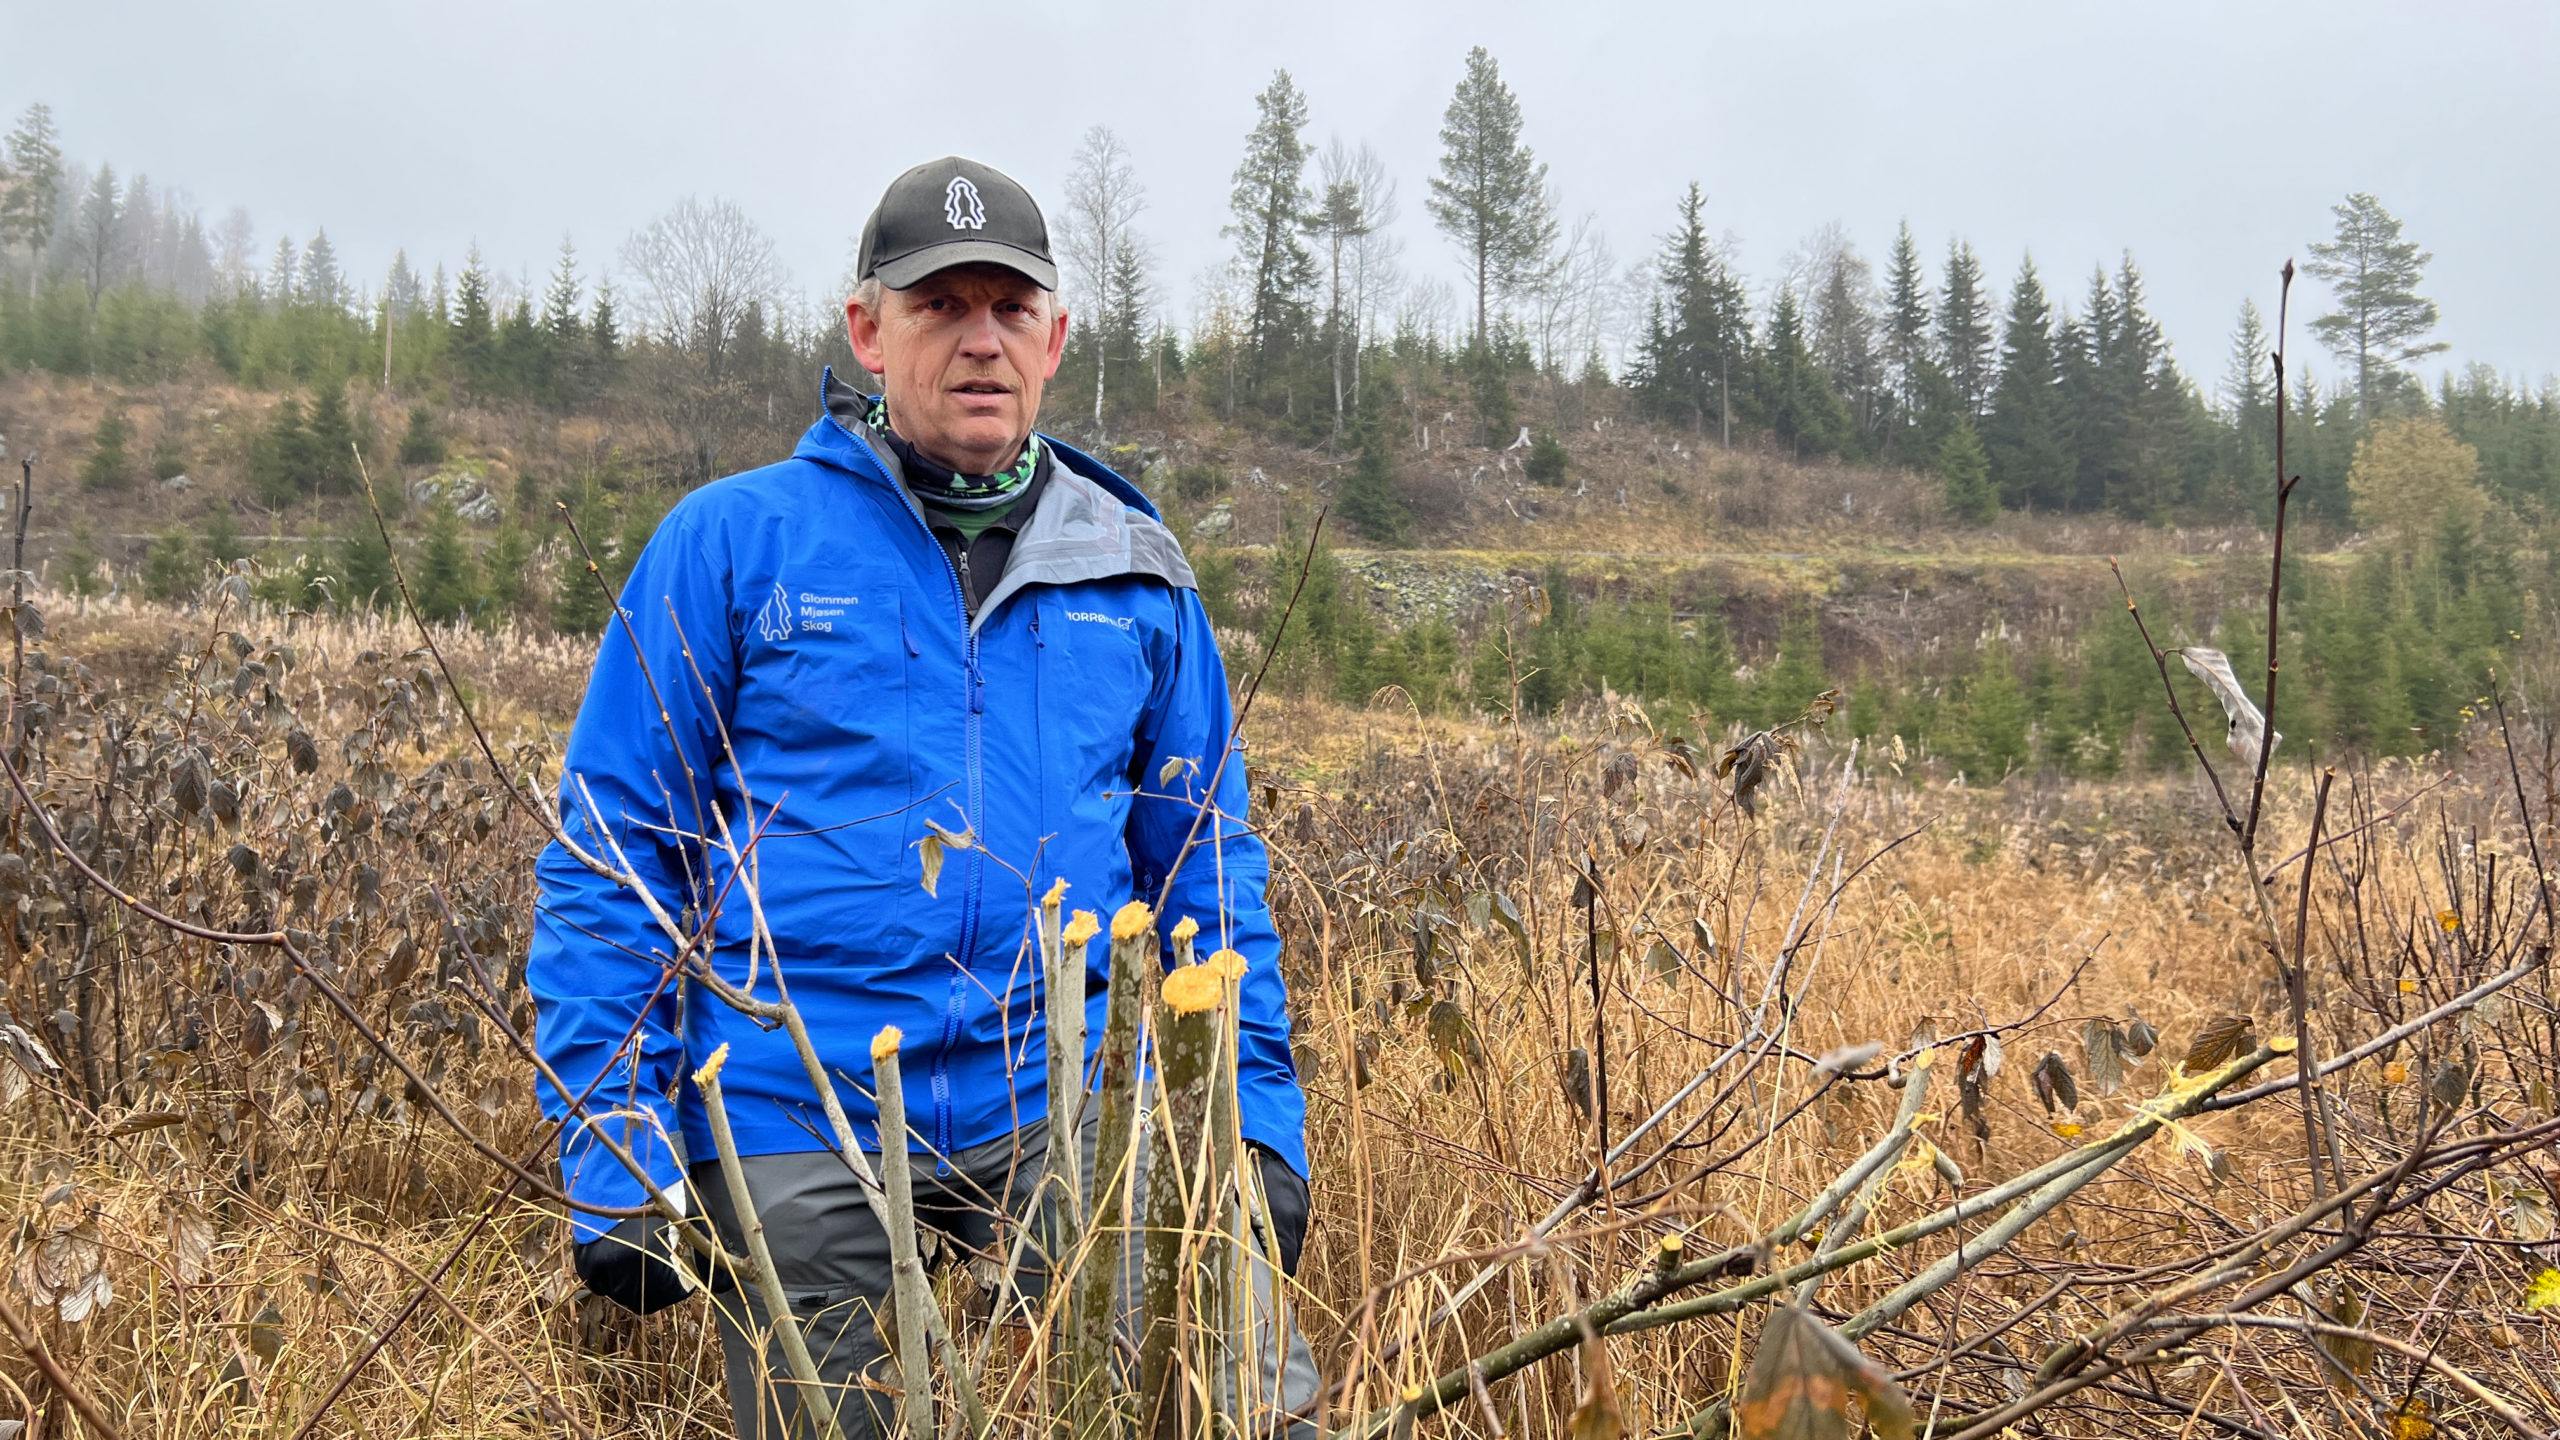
[{"left": 3, "top": 23, "right": 2560, "bottom": 1440}]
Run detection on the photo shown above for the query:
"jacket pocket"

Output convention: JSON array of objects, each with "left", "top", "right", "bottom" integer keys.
[{"left": 740, "top": 584, "right": 913, "bottom": 888}]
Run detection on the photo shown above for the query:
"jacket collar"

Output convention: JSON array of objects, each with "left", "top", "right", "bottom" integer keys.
[
  {"left": 800, "top": 367, "right": 1192, "bottom": 633},
  {"left": 805, "top": 365, "right": 1166, "bottom": 523}
]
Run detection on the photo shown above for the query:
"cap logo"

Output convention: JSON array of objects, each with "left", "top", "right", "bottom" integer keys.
[{"left": 944, "top": 176, "right": 986, "bottom": 231}]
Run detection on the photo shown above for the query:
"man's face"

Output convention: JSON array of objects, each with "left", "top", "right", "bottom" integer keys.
[{"left": 845, "top": 264, "right": 1069, "bottom": 475}]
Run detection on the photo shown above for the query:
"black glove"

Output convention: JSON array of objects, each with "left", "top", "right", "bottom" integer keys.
[
  {"left": 1251, "top": 1144, "right": 1310, "bottom": 1277},
  {"left": 574, "top": 1213, "right": 697, "bottom": 1316}
]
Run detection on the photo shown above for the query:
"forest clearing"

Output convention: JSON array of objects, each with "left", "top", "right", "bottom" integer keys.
[
  {"left": 5, "top": 12, "right": 2559, "bottom": 1434},
  {"left": 0, "top": 560, "right": 2553, "bottom": 1437}
]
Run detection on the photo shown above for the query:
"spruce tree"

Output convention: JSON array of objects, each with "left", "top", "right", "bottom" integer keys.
[
  {"left": 2218, "top": 299, "right": 2275, "bottom": 506},
  {"left": 1981, "top": 257, "right": 2071, "bottom": 509},
  {"left": 1471, "top": 342, "right": 1516, "bottom": 447},
  {"left": 551, "top": 481, "right": 614, "bottom": 635},
  {"left": 1937, "top": 240, "right": 1994, "bottom": 418},
  {"left": 414, "top": 504, "right": 480, "bottom": 622},
  {"left": 1939, "top": 420, "right": 1997, "bottom": 524},
  {"left": 1807, "top": 238, "right": 1883, "bottom": 443},
  {"left": 1958, "top": 637, "right": 2028, "bottom": 779},
  {"left": 1881, "top": 222, "right": 1933, "bottom": 452},
  {"left": 1629, "top": 184, "right": 1748, "bottom": 440},
  {"left": 1225, "top": 70, "right": 1316, "bottom": 403},
  {"left": 305, "top": 386, "right": 358, "bottom": 495},
  {"left": 60, "top": 524, "right": 101, "bottom": 600},
  {"left": 1756, "top": 287, "right": 1850, "bottom": 457},
  {"left": 1427, "top": 46, "right": 1556, "bottom": 346},
  {"left": 199, "top": 504, "right": 247, "bottom": 566},
  {"left": 398, "top": 403, "right": 444, "bottom": 466},
  {"left": 79, "top": 403, "right": 132, "bottom": 491},
  {"left": 2303, "top": 193, "right": 2446, "bottom": 419},
  {"left": 589, "top": 282, "right": 621, "bottom": 387},
  {"left": 1335, "top": 385, "right": 1411, "bottom": 545},
  {"left": 151, "top": 416, "right": 188, "bottom": 480},
  {"left": 298, "top": 229, "right": 345, "bottom": 311},
  {"left": 450, "top": 249, "right": 495, "bottom": 392},
  {"left": 484, "top": 516, "right": 533, "bottom": 619},
  {"left": 249, "top": 396, "right": 313, "bottom": 507},
  {"left": 142, "top": 527, "right": 195, "bottom": 602},
  {"left": 335, "top": 520, "right": 394, "bottom": 612},
  {"left": 1524, "top": 429, "right": 1568, "bottom": 488}
]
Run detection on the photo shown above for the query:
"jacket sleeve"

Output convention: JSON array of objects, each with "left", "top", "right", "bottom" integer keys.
[
  {"left": 529, "top": 512, "right": 737, "bottom": 1241},
  {"left": 1126, "top": 586, "right": 1310, "bottom": 1177}
]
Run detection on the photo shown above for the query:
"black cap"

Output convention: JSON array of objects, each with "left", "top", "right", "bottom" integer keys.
[{"left": 857, "top": 157, "right": 1057, "bottom": 291}]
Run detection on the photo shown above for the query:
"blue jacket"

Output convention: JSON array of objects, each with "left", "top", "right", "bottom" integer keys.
[{"left": 531, "top": 371, "right": 1305, "bottom": 1241}]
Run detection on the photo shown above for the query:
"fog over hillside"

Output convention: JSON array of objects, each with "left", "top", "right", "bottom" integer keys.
[{"left": 6, "top": 0, "right": 2555, "bottom": 382}]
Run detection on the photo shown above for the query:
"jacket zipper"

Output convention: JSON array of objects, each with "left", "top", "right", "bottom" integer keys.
[{"left": 877, "top": 472, "right": 982, "bottom": 1177}]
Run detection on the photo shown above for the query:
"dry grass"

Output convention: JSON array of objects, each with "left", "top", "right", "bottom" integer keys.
[{"left": 3, "top": 592, "right": 2556, "bottom": 1438}]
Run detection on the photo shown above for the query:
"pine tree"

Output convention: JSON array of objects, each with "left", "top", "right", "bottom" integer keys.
[
  {"left": 1939, "top": 419, "right": 1997, "bottom": 524},
  {"left": 1937, "top": 240, "right": 1993, "bottom": 418},
  {"left": 0, "top": 103, "right": 63, "bottom": 286},
  {"left": 79, "top": 404, "right": 132, "bottom": 491},
  {"left": 1225, "top": 70, "right": 1316, "bottom": 403},
  {"left": 1427, "top": 46, "right": 1556, "bottom": 346},
  {"left": 2304, "top": 193, "right": 2446, "bottom": 419},
  {"left": 1981, "top": 257, "right": 2072, "bottom": 509}
]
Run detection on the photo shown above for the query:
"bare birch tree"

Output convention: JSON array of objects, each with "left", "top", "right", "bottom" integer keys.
[
  {"left": 1060, "top": 126, "right": 1147, "bottom": 433},
  {"left": 1313, "top": 139, "right": 1395, "bottom": 440},
  {"left": 618, "top": 195, "right": 782, "bottom": 379}
]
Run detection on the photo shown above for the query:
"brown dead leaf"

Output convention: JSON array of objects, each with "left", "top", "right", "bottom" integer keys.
[
  {"left": 2181, "top": 1014, "right": 2254, "bottom": 1075},
  {"left": 1565, "top": 1332, "right": 1625, "bottom": 1440},
  {"left": 1737, "top": 1304, "right": 1915, "bottom": 1440}
]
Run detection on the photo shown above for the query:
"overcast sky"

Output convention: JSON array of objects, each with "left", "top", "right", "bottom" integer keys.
[{"left": 8, "top": 0, "right": 2553, "bottom": 390}]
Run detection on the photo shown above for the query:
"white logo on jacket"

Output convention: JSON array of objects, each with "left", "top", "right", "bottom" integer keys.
[
  {"left": 945, "top": 176, "right": 986, "bottom": 230},
  {"left": 754, "top": 583, "right": 794, "bottom": 642},
  {"left": 1064, "top": 610, "right": 1133, "bottom": 630}
]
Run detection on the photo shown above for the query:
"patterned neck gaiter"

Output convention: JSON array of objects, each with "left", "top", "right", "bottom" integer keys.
[{"left": 856, "top": 392, "right": 1041, "bottom": 512}]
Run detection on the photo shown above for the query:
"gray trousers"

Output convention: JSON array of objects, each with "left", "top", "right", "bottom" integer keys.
[{"left": 693, "top": 1107, "right": 1319, "bottom": 1439}]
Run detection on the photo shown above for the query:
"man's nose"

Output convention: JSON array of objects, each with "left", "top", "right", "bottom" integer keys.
[{"left": 956, "top": 304, "right": 1004, "bottom": 360}]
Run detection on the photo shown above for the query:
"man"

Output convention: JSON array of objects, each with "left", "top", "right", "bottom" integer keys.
[{"left": 530, "top": 157, "right": 1314, "bottom": 1437}]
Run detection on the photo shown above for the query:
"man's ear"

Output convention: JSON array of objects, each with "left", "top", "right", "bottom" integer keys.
[
  {"left": 1041, "top": 299, "right": 1069, "bottom": 381},
  {"left": 846, "top": 296, "right": 889, "bottom": 375}
]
